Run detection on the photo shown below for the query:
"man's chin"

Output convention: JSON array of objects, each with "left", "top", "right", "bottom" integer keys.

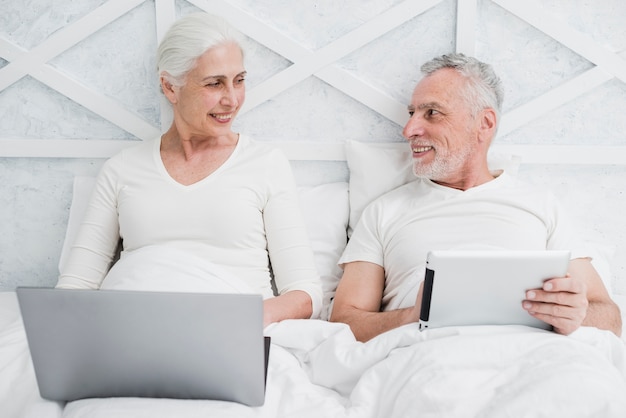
[{"left": 411, "top": 163, "right": 433, "bottom": 179}]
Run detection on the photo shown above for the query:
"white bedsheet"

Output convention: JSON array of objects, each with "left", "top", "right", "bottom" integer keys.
[{"left": 2, "top": 291, "right": 626, "bottom": 418}]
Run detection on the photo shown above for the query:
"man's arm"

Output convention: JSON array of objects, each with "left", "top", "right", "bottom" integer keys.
[
  {"left": 523, "top": 257, "right": 622, "bottom": 337},
  {"left": 329, "top": 261, "right": 420, "bottom": 342}
]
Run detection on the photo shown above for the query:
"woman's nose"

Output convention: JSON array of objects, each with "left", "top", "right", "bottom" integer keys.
[{"left": 221, "top": 86, "right": 239, "bottom": 107}]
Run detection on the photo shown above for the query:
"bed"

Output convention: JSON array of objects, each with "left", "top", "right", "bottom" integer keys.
[{"left": 2, "top": 140, "right": 626, "bottom": 418}]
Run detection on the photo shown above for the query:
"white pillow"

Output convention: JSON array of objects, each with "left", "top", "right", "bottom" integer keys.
[
  {"left": 59, "top": 177, "right": 349, "bottom": 319},
  {"left": 345, "top": 140, "right": 522, "bottom": 234}
]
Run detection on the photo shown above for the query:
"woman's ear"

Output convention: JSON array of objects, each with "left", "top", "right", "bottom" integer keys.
[{"left": 160, "top": 75, "right": 178, "bottom": 104}]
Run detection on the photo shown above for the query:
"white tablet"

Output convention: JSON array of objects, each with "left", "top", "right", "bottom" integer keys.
[{"left": 418, "top": 250, "right": 571, "bottom": 331}]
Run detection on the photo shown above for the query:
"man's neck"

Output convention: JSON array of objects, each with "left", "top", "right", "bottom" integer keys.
[{"left": 431, "top": 169, "right": 496, "bottom": 191}]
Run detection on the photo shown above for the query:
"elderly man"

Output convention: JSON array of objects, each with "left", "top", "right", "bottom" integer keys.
[{"left": 330, "top": 53, "right": 621, "bottom": 342}]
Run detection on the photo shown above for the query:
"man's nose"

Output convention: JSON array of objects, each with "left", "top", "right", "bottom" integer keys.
[{"left": 403, "top": 114, "right": 424, "bottom": 140}]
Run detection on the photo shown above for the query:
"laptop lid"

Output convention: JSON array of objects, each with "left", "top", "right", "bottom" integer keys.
[
  {"left": 419, "top": 250, "right": 571, "bottom": 331},
  {"left": 16, "top": 288, "right": 268, "bottom": 406}
]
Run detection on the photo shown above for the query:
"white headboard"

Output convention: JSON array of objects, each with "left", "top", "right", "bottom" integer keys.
[{"left": 1, "top": 1, "right": 625, "bottom": 293}]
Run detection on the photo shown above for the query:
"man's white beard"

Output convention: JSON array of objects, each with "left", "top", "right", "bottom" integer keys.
[{"left": 412, "top": 143, "right": 473, "bottom": 182}]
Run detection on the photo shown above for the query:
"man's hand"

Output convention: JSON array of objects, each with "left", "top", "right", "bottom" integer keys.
[
  {"left": 522, "top": 274, "right": 588, "bottom": 335},
  {"left": 522, "top": 257, "right": 621, "bottom": 337}
]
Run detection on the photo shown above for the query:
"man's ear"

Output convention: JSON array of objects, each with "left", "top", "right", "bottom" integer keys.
[
  {"left": 160, "top": 75, "right": 178, "bottom": 104},
  {"left": 478, "top": 108, "right": 497, "bottom": 143}
]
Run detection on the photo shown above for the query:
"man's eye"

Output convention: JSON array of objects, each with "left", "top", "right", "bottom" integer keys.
[
  {"left": 426, "top": 109, "right": 440, "bottom": 117},
  {"left": 408, "top": 111, "right": 415, "bottom": 117}
]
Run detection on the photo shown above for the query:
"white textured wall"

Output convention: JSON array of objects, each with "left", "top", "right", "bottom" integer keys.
[{"left": 1, "top": 0, "right": 625, "bottom": 293}]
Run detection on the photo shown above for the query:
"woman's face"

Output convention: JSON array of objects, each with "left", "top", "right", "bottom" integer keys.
[{"left": 170, "top": 42, "right": 246, "bottom": 138}]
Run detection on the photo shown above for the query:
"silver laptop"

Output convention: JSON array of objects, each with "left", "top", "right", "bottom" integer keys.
[
  {"left": 419, "top": 250, "right": 571, "bottom": 331},
  {"left": 16, "top": 288, "right": 269, "bottom": 406}
]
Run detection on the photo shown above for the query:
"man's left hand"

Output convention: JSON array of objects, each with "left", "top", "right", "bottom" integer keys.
[{"left": 522, "top": 274, "right": 588, "bottom": 335}]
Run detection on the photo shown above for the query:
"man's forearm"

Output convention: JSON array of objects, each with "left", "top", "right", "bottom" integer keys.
[
  {"left": 584, "top": 300, "right": 622, "bottom": 337},
  {"left": 331, "top": 306, "right": 418, "bottom": 342}
]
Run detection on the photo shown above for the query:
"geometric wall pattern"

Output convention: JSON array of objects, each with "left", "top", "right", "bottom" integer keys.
[{"left": 1, "top": 0, "right": 625, "bottom": 161}]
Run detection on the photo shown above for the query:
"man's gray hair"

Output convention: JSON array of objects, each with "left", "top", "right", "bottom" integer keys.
[
  {"left": 157, "top": 12, "right": 243, "bottom": 87},
  {"left": 421, "top": 53, "right": 503, "bottom": 118}
]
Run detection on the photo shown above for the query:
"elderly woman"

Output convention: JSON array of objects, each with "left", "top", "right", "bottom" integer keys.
[{"left": 57, "top": 12, "right": 323, "bottom": 326}]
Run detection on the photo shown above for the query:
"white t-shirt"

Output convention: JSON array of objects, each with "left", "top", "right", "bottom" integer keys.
[
  {"left": 339, "top": 172, "right": 584, "bottom": 311},
  {"left": 57, "top": 135, "right": 322, "bottom": 317}
]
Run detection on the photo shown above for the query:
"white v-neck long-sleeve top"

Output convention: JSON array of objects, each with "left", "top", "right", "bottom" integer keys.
[{"left": 57, "top": 135, "right": 322, "bottom": 317}]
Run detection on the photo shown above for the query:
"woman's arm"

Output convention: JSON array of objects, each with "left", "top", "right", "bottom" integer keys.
[
  {"left": 261, "top": 149, "right": 323, "bottom": 321},
  {"left": 57, "top": 165, "right": 121, "bottom": 289},
  {"left": 263, "top": 290, "right": 313, "bottom": 327}
]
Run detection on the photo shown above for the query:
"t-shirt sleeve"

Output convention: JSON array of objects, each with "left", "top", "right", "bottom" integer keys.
[
  {"left": 338, "top": 198, "right": 385, "bottom": 268},
  {"left": 544, "top": 192, "right": 588, "bottom": 259}
]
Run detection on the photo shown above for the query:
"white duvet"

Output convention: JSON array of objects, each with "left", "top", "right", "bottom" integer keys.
[
  {"left": 2, "top": 289, "right": 626, "bottom": 418},
  {"left": 3, "top": 245, "right": 626, "bottom": 418}
]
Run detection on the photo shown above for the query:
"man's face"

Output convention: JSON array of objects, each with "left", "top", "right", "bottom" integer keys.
[{"left": 402, "top": 68, "right": 481, "bottom": 186}]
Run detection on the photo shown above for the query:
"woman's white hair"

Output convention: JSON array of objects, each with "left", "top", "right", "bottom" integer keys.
[
  {"left": 420, "top": 53, "right": 503, "bottom": 121},
  {"left": 157, "top": 12, "right": 243, "bottom": 86}
]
